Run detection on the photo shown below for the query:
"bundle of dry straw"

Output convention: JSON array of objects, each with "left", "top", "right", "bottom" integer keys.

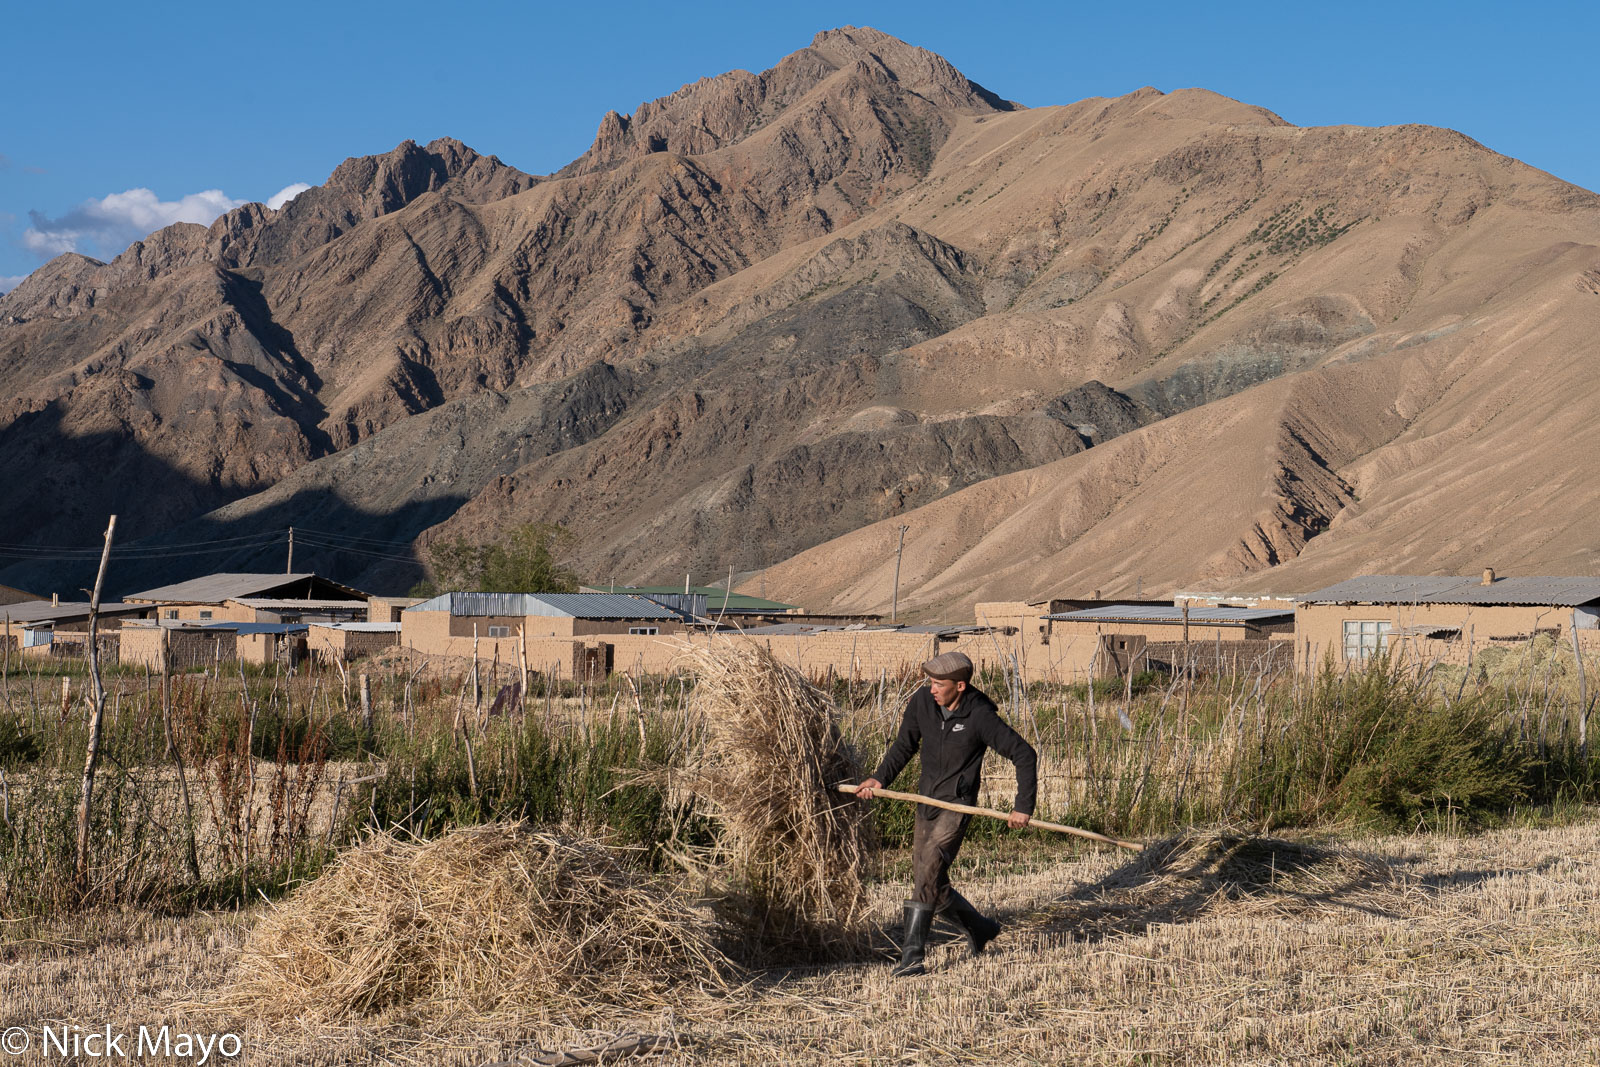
[
  {"left": 220, "top": 823, "right": 731, "bottom": 1023},
  {"left": 676, "top": 641, "right": 876, "bottom": 960}
]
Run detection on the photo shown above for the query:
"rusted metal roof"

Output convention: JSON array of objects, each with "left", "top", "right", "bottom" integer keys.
[{"left": 1300, "top": 576, "right": 1600, "bottom": 607}]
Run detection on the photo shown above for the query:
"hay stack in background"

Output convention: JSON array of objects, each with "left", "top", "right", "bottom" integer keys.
[
  {"left": 678, "top": 642, "right": 876, "bottom": 961},
  {"left": 220, "top": 823, "right": 731, "bottom": 1023}
]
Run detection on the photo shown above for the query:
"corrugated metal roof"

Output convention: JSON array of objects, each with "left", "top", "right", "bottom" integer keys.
[
  {"left": 233, "top": 598, "right": 367, "bottom": 610},
  {"left": 1300, "top": 575, "right": 1600, "bottom": 607},
  {"left": 199, "top": 622, "right": 309, "bottom": 635},
  {"left": 309, "top": 622, "right": 402, "bottom": 632},
  {"left": 0, "top": 600, "right": 151, "bottom": 625},
  {"left": 406, "top": 592, "right": 681, "bottom": 620},
  {"left": 124, "top": 573, "right": 366, "bottom": 604},
  {"left": 603, "top": 586, "right": 800, "bottom": 612},
  {"left": 1045, "top": 605, "right": 1294, "bottom": 624}
]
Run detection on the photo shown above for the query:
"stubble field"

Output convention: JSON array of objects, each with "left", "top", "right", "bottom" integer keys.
[{"left": 4, "top": 818, "right": 1599, "bottom": 1065}]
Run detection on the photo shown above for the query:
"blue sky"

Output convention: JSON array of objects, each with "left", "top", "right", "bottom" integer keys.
[{"left": 2, "top": 0, "right": 1595, "bottom": 291}]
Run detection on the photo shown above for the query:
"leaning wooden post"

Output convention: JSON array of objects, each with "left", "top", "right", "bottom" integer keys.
[
  {"left": 359, "top": 672, "right": 373, "bottom": 737},
  {"left": 1572, "top": 612, "right": 1590, "bottom": 762},
  {"left": 75, "top": 514, "right": 117, "bottom": 890}
]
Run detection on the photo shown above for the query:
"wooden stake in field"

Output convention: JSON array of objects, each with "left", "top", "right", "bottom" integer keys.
[
  {"left": 75, "top": 513, "right": 117, "bottom": 890},
  {"left": 835, "top": 782, "right": 1144, "bottom": 851}
]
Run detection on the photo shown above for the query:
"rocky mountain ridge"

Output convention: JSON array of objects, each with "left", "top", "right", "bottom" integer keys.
[{"left": 3, "top": 27, "right": 1597, "bottom": 608}]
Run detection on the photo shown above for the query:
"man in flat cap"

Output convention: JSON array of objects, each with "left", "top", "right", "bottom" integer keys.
[{"left": 855, "top": 650, "right": 1037, "bottom": 976}]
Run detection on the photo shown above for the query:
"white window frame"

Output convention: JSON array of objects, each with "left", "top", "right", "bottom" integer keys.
[
  {"left": 629, "top": 626, "right": 659, "bottom": 636},
  {"left": 198, "top": 610, "right": 213, "bottom": 620},
  {"left": 1343, "top": 619, "right": 1392, "bottom": 661},
  {"left": 487, "top": 625, "right": 510, "bottom": 638}
]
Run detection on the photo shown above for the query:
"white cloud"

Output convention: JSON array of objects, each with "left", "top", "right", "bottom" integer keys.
[
  {"left": 22, "top": 187, "right": 247, "bottom": 261},
  {"left": 266, "top": 182, "right": 312, "bottom": 210},
  {"left": 0, "top": 274, "right": 28, "bottom": 295}
]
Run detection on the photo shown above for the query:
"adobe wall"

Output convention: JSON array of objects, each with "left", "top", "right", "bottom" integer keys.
[
  {"left": 119, "top": 627, "right": 165, "bottom": 669},
  {"left": 1296, "top": 602, "right": 1586, "bottom": 670},
  {"left": 118, "top": 628, "right": 237, "bottom": 671},
  {"left": 368, "top": 598, "right": 423, "bottom": 624},
  {"left": 308, "top": 626, "right": 399, "bottom": 664}
]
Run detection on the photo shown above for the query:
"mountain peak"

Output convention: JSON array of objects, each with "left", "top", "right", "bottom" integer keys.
[{"left": 563, "top": 26, "right": 1013, "bottom": 177}]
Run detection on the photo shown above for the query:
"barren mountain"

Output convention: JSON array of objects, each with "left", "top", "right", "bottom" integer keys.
[{"left": 2, "top": 26, "right": 1597, "bottom": 605}]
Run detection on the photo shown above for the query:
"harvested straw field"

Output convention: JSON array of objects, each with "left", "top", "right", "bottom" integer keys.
[
  {"left": 5, "top": 648, "right": 1600, "bottom": 1063},
  {"left": 3, "top": 819, "right": 1599, "bottom": 1064}
]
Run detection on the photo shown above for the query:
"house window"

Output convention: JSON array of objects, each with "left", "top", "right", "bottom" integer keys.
[
  {"left": 487, "top": 626, "right": 510, "bottom": 638},
  {"left": 164, "top": 609, "right": 178, "bottom": 620},
  {"left": 1343, "top": 620, "right": 1392, "bottom": 660},
  {"left": 198, "top": 610, "right": 213, "bottom": 620},
  {"left": 629, "top": 626, "right": 659, "bottom": 636}
]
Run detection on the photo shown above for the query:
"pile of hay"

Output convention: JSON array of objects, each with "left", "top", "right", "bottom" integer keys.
[
  {"left": 677, "top": 642, "right": 875, "bottom": 960},
  {"left": 1050, "top": 830, "right": 1393, "bottom": 939},
  {"left": 222, "top": 823, "right": 731, "bottom": 1022}
]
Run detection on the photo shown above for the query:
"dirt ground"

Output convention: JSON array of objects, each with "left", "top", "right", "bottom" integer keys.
[{"left": 3, "top": 818, "right": 1598, "bottom": 1066}]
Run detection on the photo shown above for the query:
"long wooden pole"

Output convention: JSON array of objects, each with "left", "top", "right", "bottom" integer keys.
[
  {"left": 75, "top": 514, "right": 117, "bottom": 889},
  {"left": 835, "top": 782, "right": 1143, "bottom": 851}
]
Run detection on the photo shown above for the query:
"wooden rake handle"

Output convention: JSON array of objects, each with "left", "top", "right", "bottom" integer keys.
[{"left": 834, "top": 782, "right": 1144, "bottom": 851}]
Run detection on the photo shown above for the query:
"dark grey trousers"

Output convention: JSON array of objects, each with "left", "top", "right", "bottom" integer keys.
[{"left": 910, "top": 808, "right": 971, "bottom": 909}]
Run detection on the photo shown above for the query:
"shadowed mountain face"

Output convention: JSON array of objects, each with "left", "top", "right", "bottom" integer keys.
[{"left": 3, "top": 26, "right": 1599, "bottom": 605}]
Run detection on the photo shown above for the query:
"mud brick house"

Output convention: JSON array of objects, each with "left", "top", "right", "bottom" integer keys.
[
  {"left": 1296, "top": 572, "right": 1600, "bottom": 668},
  {"left": 402, "top": 592, "right": 700, "bottom": 679},
  {"left": 123, "top": 573, "right": 370, "bottom": 624},
  {"left": 1, "top": 597, "right": 159, "bottom": 658},
  {"left": 308, "top": 622, "right": 402, "bottom": 664},
  {"left": 1041, "top": 604, "right": 1297, "bottom": 679}
]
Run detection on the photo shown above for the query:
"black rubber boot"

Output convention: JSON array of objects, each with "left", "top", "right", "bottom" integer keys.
[
  {"left": 940, "top": 890, "right": 1002, "bottom": 956},
  {"left": 890, "top": 901, "right": 935, "bottom": 977}
]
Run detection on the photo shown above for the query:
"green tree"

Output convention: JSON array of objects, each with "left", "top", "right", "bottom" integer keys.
[{"left": 409, "top": 523, "right": 582, "bottom": 596}]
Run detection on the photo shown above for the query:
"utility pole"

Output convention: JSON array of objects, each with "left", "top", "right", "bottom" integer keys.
[
  {"left": 891, "top": 525, "right": 909, "bottom": 624},
  {"left": 286, "top": 527, "right": 294, "bottom": 573}
]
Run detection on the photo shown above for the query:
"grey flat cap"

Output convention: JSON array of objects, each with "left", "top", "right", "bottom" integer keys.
[{"left": 922, "top": 650, "right": 974, "bottom": 682}]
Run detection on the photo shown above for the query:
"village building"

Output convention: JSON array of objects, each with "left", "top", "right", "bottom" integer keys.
[
  {"left": 1296, "top": 572, "right": 1600, "bottom": 668},
  {"left": 1040, "top": 604, "right": 1297, "bottom": 679},
  {"left": 367, "top": 596, "right": 425, "bottom": 623},
  {"left": 0, "top": 583, "right": 39, "bottom": 608},
  {"left": 593, "top": 585, "right": 882, "bottom": 627},
  {"left": 123, "top": 573, "right": 370, "bottom": 623},
  {"left": 1, "top": 598, "right": 160, "bottom": 658},
  {"left": 401, "top": 592, "right": 701, "bottom": 679},
  {"left": 308, "top": 621, "right": 403, "bottom": 664},
  {"left": 1173, "top": 590, "right": 1301, "bottom": 612},
  {"left": 119, "top": 620, "right": 312, "bottom": 671},
  {"left": 974, "top": 595, "right": 1173, "bottom": 641}
]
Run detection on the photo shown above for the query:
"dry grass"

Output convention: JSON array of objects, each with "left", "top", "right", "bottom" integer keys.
[
  {"left": 674, "top": 642, "right": 876, "bottom": 961},
  {"left": 209, "top": 822, "right": 732, "bottom": 1025},
  {"left": 5, "top": 818, "right": 1600, "bottom": 1064}
]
